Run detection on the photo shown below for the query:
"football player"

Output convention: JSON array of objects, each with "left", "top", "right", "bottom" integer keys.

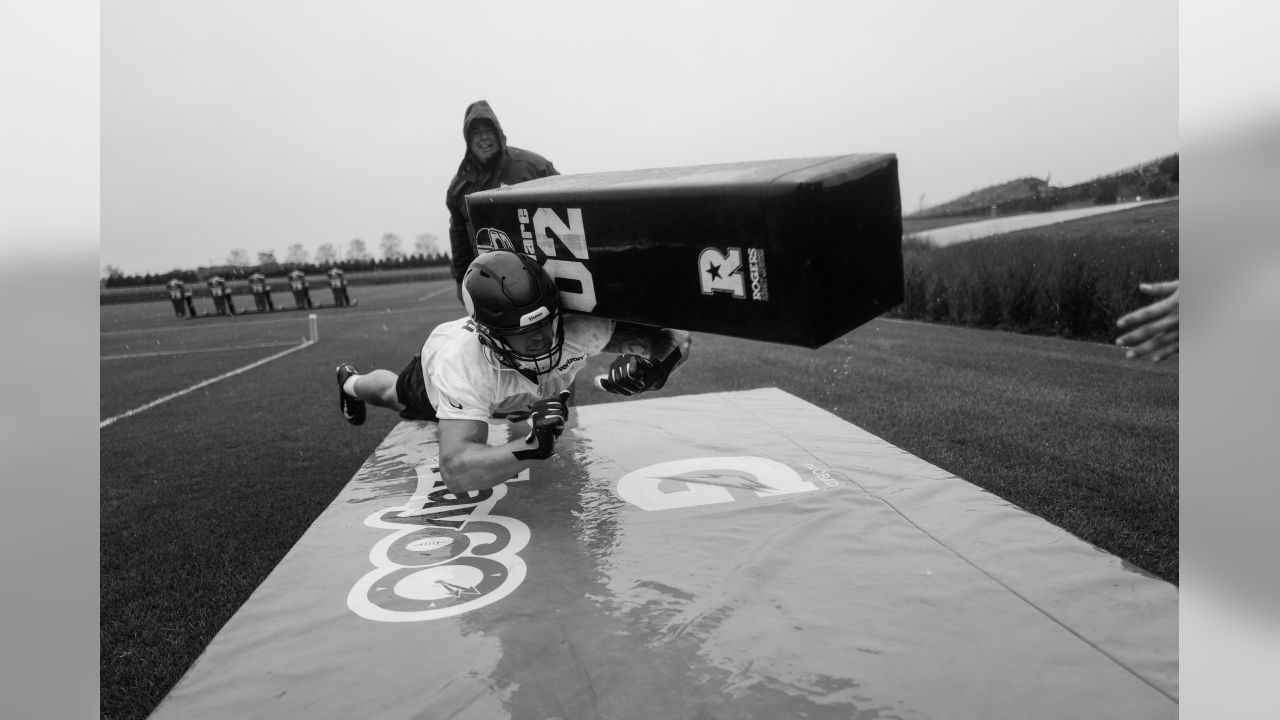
[
  {"left": 288, "top": 270, "right": 313, "bottom": 309},
  {"left": 207, "top": 276, "right": 230, "bottom": 316},
  {"left": 327, "top": 267, "right": 353, "bottom": 307},
  {"left": 335, "top": 249, "right": 691, "bottom": 493},
  {"left": 165, "top": 278, "right": 189, "bottom": 318},
  {"left": 248, "top": 272, "right": 275, "bottom": 312}
]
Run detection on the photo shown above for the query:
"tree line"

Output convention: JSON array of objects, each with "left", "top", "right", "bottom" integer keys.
[
  {"left": 913, "top": 154, "right": 1179, "bottom": 219},
  {"left": 103, "top": 232, "right": 450, "bottom": 287}
]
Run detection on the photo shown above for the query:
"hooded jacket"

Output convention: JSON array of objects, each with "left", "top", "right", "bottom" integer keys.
[{"left": 446, "top": 100, "right": 559, "bottom": 282}]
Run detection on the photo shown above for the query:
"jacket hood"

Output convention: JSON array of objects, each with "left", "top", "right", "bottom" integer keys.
[{"left": 462, "top": 100, "right": 508, "bottom": 159}]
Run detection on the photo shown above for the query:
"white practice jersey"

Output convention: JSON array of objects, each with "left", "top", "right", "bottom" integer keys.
[{"left": 420, "top": 314, "right": 616, "bottom": 423}]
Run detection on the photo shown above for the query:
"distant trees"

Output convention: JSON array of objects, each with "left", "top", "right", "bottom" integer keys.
[
  {"left": 101, "top": 230, "right": 457, "bottom": 288},
  {"left": 912, "top": 153, "right": 1179, "bottom": 219},
  {"left": 380, "top": 233, "right": 404, "bottom": 261},
  {"left": 347, "top": 238, "right": 371, "bottom": 262},
  {"left": 415, "top": 233, "right": 441, "bottom": 257},
  {"left": 284, "top": 243, "right": 310, "bottom": 266},
  {"left": 1092, "top": 179, "right": 1120, "bottom": 205},
  {"left": 314, "top": 243, "right": 338, "bottom": 265}
]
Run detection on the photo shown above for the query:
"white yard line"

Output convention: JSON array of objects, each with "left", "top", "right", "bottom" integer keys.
[
  {"left": 100, "top": 339, "right": 315, "bottom": 428},
  {"left": 102, "top": 316, "right": 320, "bottom": 428},
  {"left": 102, "top": 315, "right": 311, "bottom": 337},
  {"left": 418, "top": 284, "right": 455, "bottom": 302},
  {"left": 102, "top": 340, "right": 301, "bottom": 360}
]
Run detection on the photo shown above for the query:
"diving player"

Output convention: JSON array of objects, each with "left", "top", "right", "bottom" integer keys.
[{"left": 335, "top": 249, "right": 691, "bottom": 493}]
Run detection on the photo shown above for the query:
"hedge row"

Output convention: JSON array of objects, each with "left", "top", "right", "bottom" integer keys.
[{"left": 890, "top": 203, "right": 1178, "bottom": 342}]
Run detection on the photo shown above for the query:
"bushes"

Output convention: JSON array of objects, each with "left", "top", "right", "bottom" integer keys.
[
  {"left": 892, "top": 201, "right": 1178, "bottom": 342},
  {"left": 910, "top": 154, "right": 1178, "bottom": 220}
]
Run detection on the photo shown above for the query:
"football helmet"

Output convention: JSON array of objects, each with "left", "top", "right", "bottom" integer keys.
[{"left": 462, "top": 250, "right": 564, "bottom": 375}]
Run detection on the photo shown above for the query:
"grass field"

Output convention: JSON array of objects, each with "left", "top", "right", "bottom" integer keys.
[
  {"left": 101, "top": 275, "right": 1177, "bottom": 718},
  {"left": 895, "top": 200, "right": 1179, "bottom": 341}
]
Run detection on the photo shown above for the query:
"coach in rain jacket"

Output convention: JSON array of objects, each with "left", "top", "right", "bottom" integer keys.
[{"left": 445, "top": 100, "right": 559, "bottom": 305}]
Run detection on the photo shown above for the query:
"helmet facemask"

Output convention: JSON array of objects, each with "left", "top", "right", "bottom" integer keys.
[{"left": 477, "top": 310, "right": 565, "bottom": 376}]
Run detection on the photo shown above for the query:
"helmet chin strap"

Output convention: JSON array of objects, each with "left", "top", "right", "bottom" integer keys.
[{"left": 479, "top": 336, "right": 564, "bottom": 380}]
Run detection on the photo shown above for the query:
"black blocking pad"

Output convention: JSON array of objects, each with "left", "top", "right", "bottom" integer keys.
[{"left": 466, "top": 155, "right": 904, "bottom": 348}]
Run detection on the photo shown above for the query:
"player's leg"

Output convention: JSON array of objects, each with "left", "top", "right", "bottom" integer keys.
[
  {"left": 391, "top": 354, "right": 438, "bottom": 421},
  {"left": 349, "top": 370, "right": 402, "bottom": 408},
  {"left": 337, "top": 363, "right": 407, "bottom": 426}
]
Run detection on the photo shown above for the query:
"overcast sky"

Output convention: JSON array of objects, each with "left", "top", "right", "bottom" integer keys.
[{"left": 99, "top": 0, "right": 1177, "bottom": 275}]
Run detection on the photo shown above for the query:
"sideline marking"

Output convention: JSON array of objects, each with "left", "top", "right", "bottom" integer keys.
[
  {"left": 910, "top": 198, "right": 1175, "bottom": 247},
  {"left": 101, "top": 338, "right": 315, "bottom": 428},
  {"left": 102, "top": 341, "right": 300, "bottom": 360},
  {"left": 101, "top": 314, "right": 318, "bottom": 338},
  {"left": 418, "top": 284, "right": 455, "bottom": 302}
]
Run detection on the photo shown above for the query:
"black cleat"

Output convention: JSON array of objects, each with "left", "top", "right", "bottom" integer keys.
[{"left": 337, "top": 363, "right": 366, "bottom": 426}]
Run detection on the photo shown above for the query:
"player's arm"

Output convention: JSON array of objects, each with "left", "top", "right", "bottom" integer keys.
[
  {"left": 436, "top": 392, "right": 570, "bottom": 493},
  {"left": 596, "top": 322, "right": 692, "bottom": 396}
]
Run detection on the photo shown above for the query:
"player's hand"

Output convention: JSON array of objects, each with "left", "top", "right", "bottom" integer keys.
[
  {"left": 1116, "top": 280, "right": 1179, "bottom": 361},
  {"left": 528, "top": 391, "right": 570, "bottom": 441},
  {"left": 596, "top": 350, "right": 683, "bottom": 396},
  {"left": 513, "top": 391, "right": 571, "bottom": 461}
]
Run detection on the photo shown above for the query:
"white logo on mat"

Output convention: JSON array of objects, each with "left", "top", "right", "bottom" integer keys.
[
  {"left": 348, "top": 454, "right": 530, "bottom": 623},
  {"left": 616, "top": 456, "right": 819, "bottom": 511}
]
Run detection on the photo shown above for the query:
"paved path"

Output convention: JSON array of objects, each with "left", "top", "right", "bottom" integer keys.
[{"left": 912, "top": 198, "right": 1176, "bottom": 246}]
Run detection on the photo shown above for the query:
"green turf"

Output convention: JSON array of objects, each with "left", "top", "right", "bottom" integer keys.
[
  {"left": 100, "top": 280, "right": 1176, "bottom": 720},
  {"left": 895, "top": 201, "right": 1179, "bottom": 342}
]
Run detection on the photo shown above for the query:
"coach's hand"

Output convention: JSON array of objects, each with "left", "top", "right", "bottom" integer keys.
[
  {"left": 596, "top": 350, "right": 682, "bottom": 396},
  {"left": 513, "top": 390, "right": 570, "bottom": 461},
  {"left": 1116, "top": 280, "right": 1179, "bottom": 361}
]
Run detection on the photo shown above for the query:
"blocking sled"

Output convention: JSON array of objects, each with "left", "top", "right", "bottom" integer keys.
[{"left": 465, "top": 154, "right": 903, "bottom": 349}]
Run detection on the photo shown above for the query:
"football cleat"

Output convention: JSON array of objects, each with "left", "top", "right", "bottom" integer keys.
[{"left": 336, "top": 363, "right": 366, "bottom": 426}]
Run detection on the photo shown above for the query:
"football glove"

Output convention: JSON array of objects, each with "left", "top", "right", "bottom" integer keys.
[
  {"left": 595, "top": 349, "right": 683, "bottom": 396},
  {"left": 512, "top": 390, "right": 570, "bottom": 461}
]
